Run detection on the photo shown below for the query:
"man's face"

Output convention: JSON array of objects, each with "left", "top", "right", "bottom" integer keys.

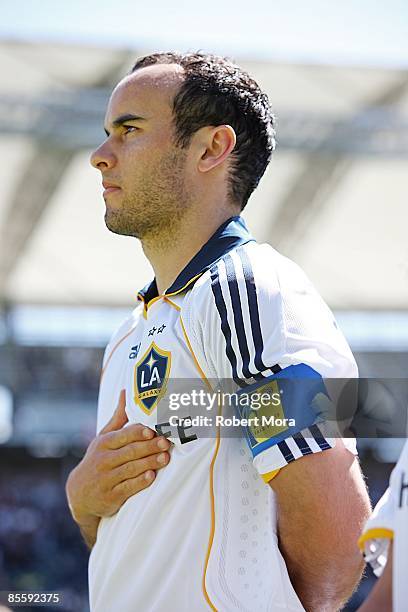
[{"left": 90, "top": 64, "right": 189, "bottom": 240}]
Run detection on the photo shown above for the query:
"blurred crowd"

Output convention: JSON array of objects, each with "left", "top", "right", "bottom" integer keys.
[
  {"left": 0, "top": 465, "right": 89, "bottom": 612},
  {"left": 3, "top": 346, "right": 104, "bottom": 400}
]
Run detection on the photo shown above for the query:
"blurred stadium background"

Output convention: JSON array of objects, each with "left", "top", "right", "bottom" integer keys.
[{"left": 0, "top": 2, "right": 407, "bottom": 610}]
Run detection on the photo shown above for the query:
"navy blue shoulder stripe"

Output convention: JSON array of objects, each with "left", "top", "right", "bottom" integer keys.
[
  {"left": 210, "top": 264, "right": 247, "bottom": 387},
  {"left": 236, "top": 246, "right": 270, "bottom": 374},
  {"left": 223, "top": 253, "right": 256, "bottom": 382},
  {"left": 210, "top": 250, "right": 282, "bottom": 386},
  {"left": 236, "top": 247, "right": 281, "bottom": 377}
]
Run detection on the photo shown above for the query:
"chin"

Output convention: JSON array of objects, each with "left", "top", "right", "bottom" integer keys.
[
  {"left": 104, "top": 210, "right": 123, "bottom": 234},
  {"left": 104, "top": 211, "right": 142, "bottom": 239}
]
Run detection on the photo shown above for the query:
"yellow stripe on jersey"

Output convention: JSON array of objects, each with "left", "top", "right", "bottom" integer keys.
[
  {"left": 100, "top": 327, "right": 135, "bottom": 382},
  {"left": 164, "top": 296, "right": 181, "bottom": 311},
  {"left": 202, "top": 399, "right": 222, "bottom": 612},
  {"left": 165, "top": 272, "right": 204, "bottom": 298},
  {"left": 138, "top": 273, "right": 204, "bottom": 312}
]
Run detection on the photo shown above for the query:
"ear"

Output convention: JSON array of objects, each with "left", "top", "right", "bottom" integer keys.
[{"left": 197, "top": 125, "right": 237, "bottom": 173}]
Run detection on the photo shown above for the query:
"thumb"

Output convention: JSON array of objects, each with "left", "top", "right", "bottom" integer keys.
[{"left": 100, "top": 390, "right": 128, "bottom": 434}]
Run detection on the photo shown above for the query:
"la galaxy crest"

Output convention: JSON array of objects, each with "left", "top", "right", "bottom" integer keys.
[{"left": 133, "top": 342, "right": 171, "bottom": 415}]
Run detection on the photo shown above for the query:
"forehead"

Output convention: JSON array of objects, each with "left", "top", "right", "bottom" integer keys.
[{"left": 105, "top": 63, "right": 185, "bottom": 123}]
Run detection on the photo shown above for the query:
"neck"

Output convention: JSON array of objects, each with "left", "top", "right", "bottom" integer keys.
[{"left": 142, "top": 206, "right": 238, "bottom": 295}]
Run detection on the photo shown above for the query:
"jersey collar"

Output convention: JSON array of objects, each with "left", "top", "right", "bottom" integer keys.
[{"left": 138, "top": 216, "right": 254, "bottom": 304}]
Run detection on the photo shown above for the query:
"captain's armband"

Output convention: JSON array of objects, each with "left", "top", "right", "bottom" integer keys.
[{"left": 234, "top": 364, "right": 332, "bottom": 462}]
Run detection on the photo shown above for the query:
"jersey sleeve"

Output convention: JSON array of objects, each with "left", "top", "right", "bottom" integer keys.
[
  {"left": 184, "top": 242, "right": 358, "bottom": 480},
  {"left": 358, "top": 441, "right": 408, "bottom": 575},
  {"left": 358, "top": 488, "right": 394, "bottom": 577}
]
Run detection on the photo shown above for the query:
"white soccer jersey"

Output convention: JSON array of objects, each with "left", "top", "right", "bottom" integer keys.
[
  {"left": 359, "top": 440, "right": 408, "bottom": 612},
  {"left": 89, "top": 216, "right": 358, "bottom": 612}
]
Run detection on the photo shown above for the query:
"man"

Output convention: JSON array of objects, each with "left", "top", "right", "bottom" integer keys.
[
  {"left": 358, "top": 440, "right": 408, "bottom": 612},
  {"left": 66, "top": 52, "right": 371, "bottom": 611}
]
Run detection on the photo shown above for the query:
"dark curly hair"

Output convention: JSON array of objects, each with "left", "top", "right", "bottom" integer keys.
[{"left": 130, "top": 52, "right": 276, "bottom": 210}]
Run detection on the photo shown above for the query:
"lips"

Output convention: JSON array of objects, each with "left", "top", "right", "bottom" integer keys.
[{"left": 102, "top": 180, "right": 121, "bottom": 196}]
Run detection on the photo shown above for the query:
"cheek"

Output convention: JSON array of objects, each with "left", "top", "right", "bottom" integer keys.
[
  {"left": 123, "top": 139, "right": 165, "bottom": 172},
  {"left": 120, "top": 129, "right": 176, "bottom": 184},
  {"left": 120, "top": 150, "right": 150, "bottom": 184}
]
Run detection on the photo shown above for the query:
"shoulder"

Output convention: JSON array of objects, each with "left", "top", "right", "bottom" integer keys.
[
  {"left": 184, "top": 241, "right": 282, "bottom": 313},
  {"left": 183, "top": 241, "right": 357, "bottom": 378},
  {"left": 185, "top": 239, "right": 332, "bottom": 307},
  {"left": 184, "top": 240, "right": 330, "bottom": 333},
  {"left": 180, "top": 242, "right": 285, "bottom": 380}
]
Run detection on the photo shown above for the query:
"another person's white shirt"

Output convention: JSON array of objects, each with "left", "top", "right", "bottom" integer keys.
[{"left": 359, "top": 440, "right": 408, "bottom": 612}]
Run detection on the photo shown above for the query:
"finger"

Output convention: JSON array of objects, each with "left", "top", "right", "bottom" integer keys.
[
  {"left": 99, "top": 390, "right": 128, "bottom": 435},
  {"left": 104, "top": 422, "right": 158, "bottom": 450},
  {"left": 108, "top": 436, "right": 171, "bottom": 468},
  {"left": 112, "top": 470, "right": 156, "bottom": 502},
  {"left": 110, "top": 452, "right": 170, "bottom": 486}
]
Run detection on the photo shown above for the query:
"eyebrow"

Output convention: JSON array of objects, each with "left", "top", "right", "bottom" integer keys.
[{"left": 104, "top": 113, "right": 146, "bottom": 136}]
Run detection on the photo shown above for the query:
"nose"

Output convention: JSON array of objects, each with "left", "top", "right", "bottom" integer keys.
[{"left": 90, "top": 141, "right": 117, "bottom": 170}]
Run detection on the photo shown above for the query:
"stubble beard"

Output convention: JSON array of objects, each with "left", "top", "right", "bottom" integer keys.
[{"left": 104, "top": 148, "right": 190, "bottom": 247}]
